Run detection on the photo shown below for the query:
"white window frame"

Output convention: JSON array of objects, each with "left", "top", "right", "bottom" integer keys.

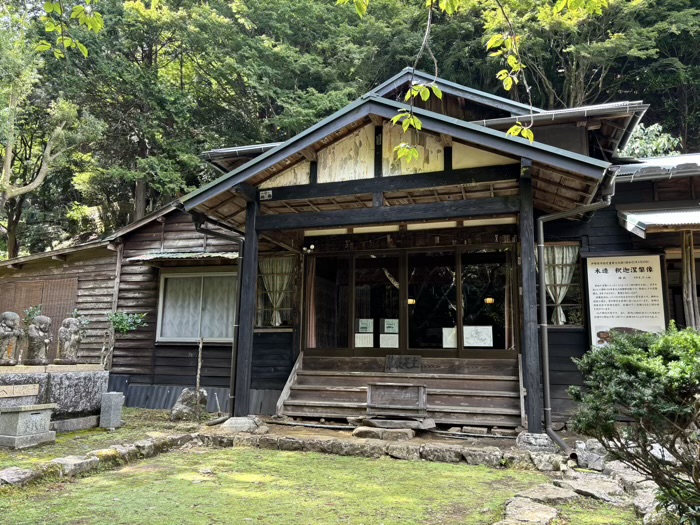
[{"left": 156, "top": 271, "right": 238, "bottom": 343}]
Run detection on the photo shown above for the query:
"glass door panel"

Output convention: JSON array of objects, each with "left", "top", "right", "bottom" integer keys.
[
  {"left": 461, "top": 249, "right": 512, "bottom": 350},
  {"left": 312, "top": 256, "right": 349, "bottom": 349},
  {"left": 408, "top": 252, "right": 458, "bottom": 350},
  {"left": 353, "top": 254, "right": 400, "bottom": 349}
]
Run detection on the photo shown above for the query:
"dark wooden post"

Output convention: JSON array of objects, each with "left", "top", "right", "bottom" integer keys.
[
  {"left": 233, "top": 200, "right": 260, "bottom": 416},
  {"left": 519, "top": 159, "right": 544, "bottom": 433}
]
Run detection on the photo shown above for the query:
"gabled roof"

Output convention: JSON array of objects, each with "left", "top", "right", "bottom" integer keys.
[
  {"left": 369, "top": 68, "right": 545, "bottom": 117},
  {"left": 614, "top": 154, "right": 700, "bottom": 183},
  {"left": 181, "top": 95, "right": 610, "bottom": 212},
  {"left": 202, "top": 143, "right": 281, "bottom": 173}
]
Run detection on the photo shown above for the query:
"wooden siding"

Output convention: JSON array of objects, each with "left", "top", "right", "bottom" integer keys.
[
  {"left": 452, "top": 142, "right": 518, "bottom": 170},
  {"left": 113, "top": 209, "right": 240, "bottom": 382},
  {"left": 382, "top": 125, "right": 444, "bottom": 176},
  {"left": 259, "top": 161, "right": 311, "bottom": 189},
  {"left": 317, "top": 124, "right": 374, "bottom": 183},
  {"left": 0, "top": 247, "right": 117, "bottom": 363}
]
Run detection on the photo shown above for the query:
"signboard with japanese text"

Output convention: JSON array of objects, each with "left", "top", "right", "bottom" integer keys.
[{"left": 586, "top": 255, "right": 666, "bottom": 346}]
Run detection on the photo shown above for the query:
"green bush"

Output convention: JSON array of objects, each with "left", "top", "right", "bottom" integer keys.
[{"left": 569, "top": 324, "right": 700, "bottom": 522}]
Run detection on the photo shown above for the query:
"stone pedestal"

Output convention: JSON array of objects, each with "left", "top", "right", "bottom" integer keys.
[
  {"left": 99, "top": 392, "right": 124, "bottom": 429},
  {"left": 0, "top": 404, "right": 56, "bottom": 449}
]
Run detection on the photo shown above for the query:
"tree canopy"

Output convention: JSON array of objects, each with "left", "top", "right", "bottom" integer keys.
[{"left": 0, "top": 0, "right": 696, "bottom": 257}]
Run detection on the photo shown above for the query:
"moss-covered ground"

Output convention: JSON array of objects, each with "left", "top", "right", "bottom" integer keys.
[
  {"left": 0, "top": 408, "right": 199, "bottom": 470},
  {"left": 0, "top": 447, "right": 641, "bottom": 525}
]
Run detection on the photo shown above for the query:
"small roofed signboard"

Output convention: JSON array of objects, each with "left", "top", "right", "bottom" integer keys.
[{"left": 586, "top": 255, "right": 666, "bottom": 346}]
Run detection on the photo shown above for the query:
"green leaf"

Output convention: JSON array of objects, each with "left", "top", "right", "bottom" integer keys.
[
  {"left": 553, "top": 0, "right": 567, "bottom": 13},
  {"left": 45, "top": 20, "right": 57, "bottom": 32},
  {"left": 507, "top": 55, "right": 518, "bottom": 69},
  {"left": 53, "top": 48, "right": 65, "bottom": 59},
  {"left": 44, "top": 1, "right": 54, "bottom": 13},
  {"left": 486, "top": 34, "right": 504, "bottom": 50},
  {"left": 71, "top": 5, "right": 85, "bottom": 19},
  {"left": 353, "top": 0, "right": 368, "bottom": 17},
  {"left": 419, "top": 86, "right": 430, "bottom": 102},
  {"left": 503, "top": 76, "right": 513, "bottom": 91},
  {"left": 496, "top": 69, "right": 509, "bottom": 80},
  {"left": 521, "top": 128, "right": 535, "bottom": 143},
  {"left": 506, "top": 124, "right": 522, "bottom": 137},
  {"left": 431, "top": 85, "right": 443, "bottom": 100},
  {"left": 35, "top": 40, "right": 52, "bottom": 52},
  {"left": 77, "top": 41, "right": 88, "bottom": 58}
]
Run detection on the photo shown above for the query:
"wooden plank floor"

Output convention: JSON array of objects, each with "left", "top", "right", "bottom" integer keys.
[{"left": 280, "top": 356, "right": 523, "bottom": 428}]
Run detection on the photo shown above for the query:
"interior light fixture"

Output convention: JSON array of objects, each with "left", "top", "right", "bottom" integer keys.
[
  {"left": 484, "top": 297, "right": 495, "bottom": 305},
  {"left": 407, "top": 298, "right": 416, "bottom": 305}
]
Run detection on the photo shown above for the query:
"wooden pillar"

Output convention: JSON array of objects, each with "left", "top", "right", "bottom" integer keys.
[
  {"left": 519, "top": 159, "right": 544, "bottom": 433},
  {"left": 681, "top": 231, "right": 699, "bottom": 328},
  {"left": 233, "top": 200, "right": 260, "bottom": 416}
]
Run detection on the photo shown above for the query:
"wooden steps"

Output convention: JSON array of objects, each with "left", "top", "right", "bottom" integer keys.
[{"left": 278, "top": 356, "right": 523, "bottom": 428}]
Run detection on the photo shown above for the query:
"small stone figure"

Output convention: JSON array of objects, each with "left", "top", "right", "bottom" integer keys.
[
  {"left": 55, "top": 318, "right": 81, "bottom": 365},
  {"left": 0, "top": 312, "right": 22, "bottom": 366},
  {"left": 24, "top": 315, "right": 52, "bottom": 366}
]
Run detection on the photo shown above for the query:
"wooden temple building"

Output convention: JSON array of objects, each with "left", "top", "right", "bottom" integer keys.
[{"left": 2, "top": 69, "right": 700, "bottom": 432}]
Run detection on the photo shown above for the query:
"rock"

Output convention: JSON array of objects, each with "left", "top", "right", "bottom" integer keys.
[
  {"left": 492, "top": 428, "right": 518, "bottom": 437},
  {"left": 362, "top": 418, "right": 435, "bottom": 430},
  {"left": 461, "top": 426, "right": 489, "bottom": 435},
  {"left": 529, "top": 452, "right": 563, "bottom": 471},
  {"left": 110, "top": 444, "right": 139, "bottom": 462},
  {"left": 134, "top": 439, "right": 156, "bottom": 458},
  {"left": 447, "top": 426, "right": 462, "bottom": 433},
  {"left": 346, "top": 416, "right": 364, "bottom": 427},
  {"left": 352, "top": 426, "right": 414, "bottom": 441},
  {"left": 330, "top": 439, "right": 386, "bottom": 458},
  {"left": 51, "top": 415, "right": 100, "bottom": 433},
  {"left": 504, "top": 497, "right": 558, "bottom": 524},
  {"left": 649, "top": 444, "right": 678, "bottom": 465},
  {"left": 575, "top": 439, "right": 609, "bottom": 471},
  {"left": 167, "top": 434, "right": 195, "bottom": 447},
  {"left": 502, "top": 449, "right": 534, "bottom": 469},
  {"left": 550, "top": 421, "right": 566, "bottom": 431},
  {"left": 554, "top": 477, "right": 625, "bottom": 503},
  {"left": 517, "top": 484, "right": 580, "bottom": 505},
  {"left": 420, "top": 444, "right": 463, "bottom": 463},
  {"left": 352, "top": 426, "right": 383, "bottom": 440},
  {"left": 634, "top": 490, "right": 658, "bottom": 517},
  {"left": 170, "top": 388, "right": 208, "bottom": 421},
  {"left": 51, "top": 455, "right": 100, "bottom": 477},
  {"left": 220, "top": 416, "right": 259, "bottom": 433},
  {"left": 386, "top": 443, "right": 421, "bottom": 461},
  {"left": 461, "top": 446, "right": 503, "bottom": 468},
  {"left": 302, "top": 438, "right": 337, "bottom": 455},
  {"left": 257, "top": 435, "right": 280, "bottom": 450},
  {"left": 0, "top": 467, "right": 37, "bottom": 486},
  {"left": 603, "top": 460, "right": 648, "bottom": 493},
  {"left": 253, "top": 425, "right": 270, "bottom": 435},
  {"left": 277, "top": 437, "right": 303, "bottom": 451},
  {"left": 100, "top": 392, "right": 124, "bottom": 429},
  {"left": 516, "top": 433, "right": 559, "bottom": 453},
  {"left": 232, "top": 434, "right": 260, "bottom": 448}
]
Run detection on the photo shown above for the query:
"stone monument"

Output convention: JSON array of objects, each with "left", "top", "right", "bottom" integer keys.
[
  {"left": 0, "top": 312, "right": 22, "bottom": 366},
  {"left": 24, "top": 316, "right": 52, "bottom": 366},
  {"left": 55, "top": 318, "right": 81, "bottom": 365}
]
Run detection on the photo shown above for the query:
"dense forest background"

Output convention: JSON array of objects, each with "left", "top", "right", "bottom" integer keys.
[{"left": 1, "top": 0, "right": 698, "bottom": 258}]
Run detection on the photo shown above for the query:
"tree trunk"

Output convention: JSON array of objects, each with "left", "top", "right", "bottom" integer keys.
[
  {"left": 134, "top": 178, "right": 147, "bottom": 220},
  {"left": 4, "top": 195, "right": 24, "bottom": 259},
  {"left": 681, "top": 231, "right": 699, "bottom": 328}
]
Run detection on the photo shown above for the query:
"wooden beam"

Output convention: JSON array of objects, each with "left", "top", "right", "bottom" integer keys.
[
  {"left": 51, "top": 255, "right": 67, "bottom": 261},
  {"left": 7, "top": 263, "right": 22, "bottom": 270},
  {"left": 301, "top": 148, "right": 317, "bottom": 162},
  {"left": 233, "top": 200, "right": 259, "bottom": 417},
  {"left": 374, "top": 126, "right": 383, "bottom": 178},
  {"left": 309, "top": 161, "right": 318, "bottom": 185},
  {"left": 444, "top": 146, "right": 453, "bottom": 172},
  {"left": 234, "top": 183, "right": 257, "bottom": 203},
  {"left": 258, "top": 165, "right": 519, "bottom": 202},
  {"left": 519, "top": 158, "right": 544, "bottom": 433},
  {"left": 257, "top": 196, "right": 519, "bottom": 231}
]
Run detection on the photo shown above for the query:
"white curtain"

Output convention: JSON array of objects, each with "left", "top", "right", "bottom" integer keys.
[
  {"left": 160, "top": 277, "right": 201, "bottom": 338},
  {"left": 259, "top": 257, "right": 295, "bottom": 327},
  {"left": 544, "top": 245, "right": 580, "bottom": 325},
  {"left": 200, "top": 275, "right": 237, "bottom": 339}
]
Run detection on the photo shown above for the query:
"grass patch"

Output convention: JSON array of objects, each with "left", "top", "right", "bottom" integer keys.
[
  {"left": 0, "top": 408, "right": 200, "bottom": 470},
  {"left": 1, "top": 447, "right": 547, "bottom": 525}
]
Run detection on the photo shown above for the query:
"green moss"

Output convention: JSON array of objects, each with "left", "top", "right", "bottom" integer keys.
[
  {"left": 554, "top": 499, "right": 641, "bottom": 525},
  {"left": 2, "top": 447, "right": 548, "bottom": 525},
  {"left": 0, "top": 408, "right": 199, "bottom": 471}
]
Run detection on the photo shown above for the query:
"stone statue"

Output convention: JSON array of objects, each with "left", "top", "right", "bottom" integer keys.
[
  {"left": 55, "top": 318, "right": 81, "bottom": 365},
  {"left": 0, "top": 312, "right": 22, "bottom": 366},
  {"left": 24, "top": 315, "right": 52, "bottom": 366}
]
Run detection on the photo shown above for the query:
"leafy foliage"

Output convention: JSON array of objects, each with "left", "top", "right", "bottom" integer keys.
[
  {"left": 106, "top": 311, "right": 147, "bottom": 335},
  {"left": 22, "top": 305, "right": 43, "bottom": 328},
  {"left": 569, "top": 325, "right": 700, "bottom": 522},
  {"left": 621, "top": 123, "right": 682, "bottom": 159}
]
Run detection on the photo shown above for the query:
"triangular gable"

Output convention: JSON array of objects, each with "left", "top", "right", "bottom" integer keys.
[
  {"left": 181, "top": 95, "right": 609, "bottom": 213},
  {"left": 369, "top": 68, "right": 545, "bottom": 118}
]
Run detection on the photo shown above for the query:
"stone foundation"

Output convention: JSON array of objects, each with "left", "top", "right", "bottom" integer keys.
[
  {"left": 0, "top": 404, "right": 56, "bottom": 449},
  {"left": 0, "top": 365, "right": 107, "bottom": 416}
]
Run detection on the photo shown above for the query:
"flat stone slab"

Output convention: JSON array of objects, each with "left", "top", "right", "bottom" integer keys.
[
  {"left": 0, "top": 403, "right": 56, "bottom": 413},
  {"left": 517, "top": 484, "right": 580, "bottom": 505},
  {"left": 0, "top": 366, "right": 47, "bottom": 375},
  {"left": 51, "top": 455, "right": 100, "bottom": 477},
  {"left": 220, "top": 416, "right": 259, "bottom": 433},
  {"left": 0, "top": 466, "right": 37, "bottom": 486},
  {"left": 361, "top": 418, "right": 436, "bottom": 430},
  {"left": 386, "top": 442, "right": 421, "bottom": 461},
  {"left": 51, "top": 415, "right": 100, "bottom": 433},
  {"left": 504, "top": 497, "right": 558, "bottom": 524},
  {"left": 0, "top": 431, "right": 55, "bottom": 449},
  {"left": 603, "top": 460, "right": 649, "bottom": 492},
  {"left": 352, "top": 426, "right": 414, "bottom": 441},
  {"left": 462, "top": 446, "right": 503, "bottom": 468},
  {"left": 46, "top": 364, "right": 104, "bottom": 373},
  {"left": 554, "top": 478, "right": 625, "bottom": 503},
  {"left": 420, "top": 443, "right": 463, "bottom": 463},
  {"left": 516, "top": 433, "right": 558, "bottom": 453}
]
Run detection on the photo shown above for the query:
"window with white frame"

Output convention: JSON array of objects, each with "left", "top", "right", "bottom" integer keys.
[{"left": 157, "top": 272, "right": 238, "bottom": 342}]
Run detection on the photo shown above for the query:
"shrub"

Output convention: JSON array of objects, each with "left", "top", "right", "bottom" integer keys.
[{"left": 569, "top": 324, "right": 700, "bottom": 522}]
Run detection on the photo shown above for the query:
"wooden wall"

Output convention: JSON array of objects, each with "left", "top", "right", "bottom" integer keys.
[{"left": 0, "top": 247, "right": 117, "bottom": 363}]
